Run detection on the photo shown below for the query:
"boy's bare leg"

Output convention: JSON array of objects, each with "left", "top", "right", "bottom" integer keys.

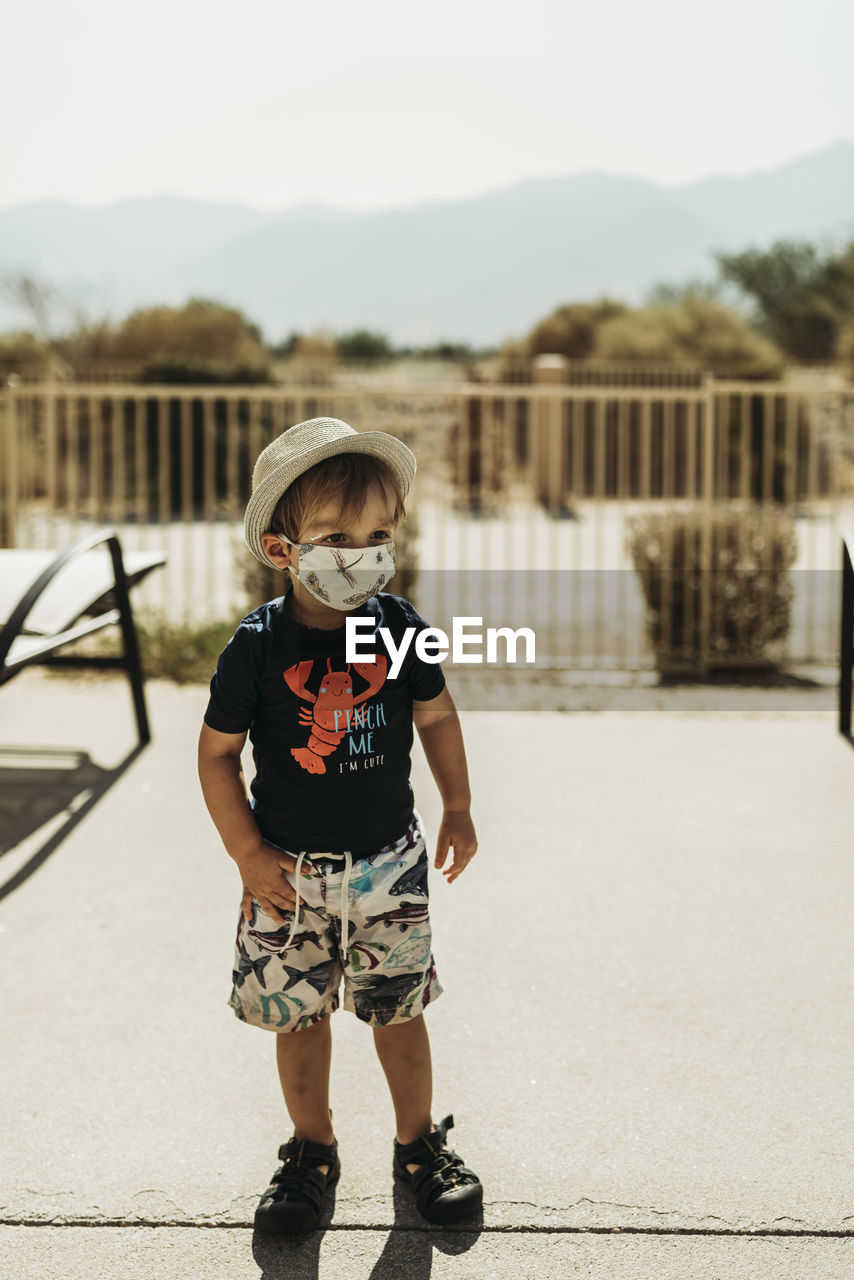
[
  {"left": 373, "top": 1015, "right": 435, "bottom": 1171},
  {"left": 275, "top": 1018, "right": 335, "bottom": 1171}
]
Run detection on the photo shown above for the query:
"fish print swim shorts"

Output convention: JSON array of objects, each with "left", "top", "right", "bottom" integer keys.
[{"left": 229, "top": 813, "right": 443, "bottom": 1032}]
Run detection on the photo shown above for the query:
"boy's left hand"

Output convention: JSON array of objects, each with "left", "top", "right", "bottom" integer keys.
[{"left": 434, "top": 809, "right": 477, "bottom": 883}]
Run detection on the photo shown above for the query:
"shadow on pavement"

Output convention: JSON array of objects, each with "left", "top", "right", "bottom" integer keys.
[
  {"left": 251, "top": 1179, "right": 337, "bottom": 1279},
  {"left": 251, "top": 1177, "right": 482, "bottom": 1279},
  {"left": 366, "top": 1178, "right": 483, "bottom": 1277},
  {"left": 0, "top": 742, "right": 146, "bottom": 900}
]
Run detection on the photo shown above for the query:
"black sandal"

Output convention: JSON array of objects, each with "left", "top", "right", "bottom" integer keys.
[
  {"left": 254, "top": 1135, "right": 340, "bottom": 1236},
  {"left": 393, "top": 1114, "right": 482, "bottom": 1225}
]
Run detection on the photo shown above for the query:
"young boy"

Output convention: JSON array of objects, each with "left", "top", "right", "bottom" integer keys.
[{"left": 198, "top": 416, "right": 482, "bottom": 1235}]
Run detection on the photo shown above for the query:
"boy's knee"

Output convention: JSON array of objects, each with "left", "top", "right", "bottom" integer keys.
[
  {"left": 372, "top": 1009, "right": 429, "bottom": 1041},
  {"left": 276, "top": 1013, "right": 333, "bottom": 1043}
]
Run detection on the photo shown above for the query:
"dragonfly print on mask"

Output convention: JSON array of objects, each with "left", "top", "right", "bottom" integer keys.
[{"left": 290, "top": 540, "right": 396, "bottom": 609}]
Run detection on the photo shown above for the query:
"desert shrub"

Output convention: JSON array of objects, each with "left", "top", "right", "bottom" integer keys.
[
  {"left": 625, "top": 503, "right": 797, "bottom": 672},
  {"left": 525, "top": 299, "right": 628, "bottom": 360},
  {"left": 597, "top": 295, "right": 784, "bottom": 379},
  {"left": 445, "top": 397, "right": 509, "bottom": 513},
  {"left": 136, "top": 614, "right": 237, "bottom": 683},
  {"left": 0, "top": 330, "right": 52, "bottom": 378},
  {"left": 41, "top": 394, "right": 263, "bottom": 520},
  {"left": 420, "top": 341, "right": 480, "bottom": 361},
  {"left": 61, "top": 298, "right": 271, "bottom": 384},
  {"left": 274, "top": 332, "right": 338, "bottom": 386},
  {"left": 137, "top": 359, "right": 270, "bottom": 385},
  {"left": 837, "top": 324, "right": 854, "bottom": 380},
  {"left": 336, "top": 329, "right": 394, "bottom": 360},
  {"left": 82, "top": 612, "right": 236, "bottom": 684}
]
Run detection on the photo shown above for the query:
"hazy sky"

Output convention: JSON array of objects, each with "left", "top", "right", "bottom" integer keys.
[{"left": 3, "top": 0, "right": 853, "bottom": 212}]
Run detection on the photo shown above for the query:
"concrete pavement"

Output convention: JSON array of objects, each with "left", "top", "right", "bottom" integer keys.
[{"left": 2, "top": 671, "right": 854, "bottom": 1278}]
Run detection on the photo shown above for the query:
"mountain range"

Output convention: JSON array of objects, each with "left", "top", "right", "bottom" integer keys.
[{"left": 1, "top": 142, "right": 853, "bottom": 346}]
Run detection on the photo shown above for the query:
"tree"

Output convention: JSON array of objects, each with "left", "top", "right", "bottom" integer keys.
[
  {"left": 0, "top": 272, "right": 62, "bottom": 341},
  {"left": 645, "top": 279, "right": 722, "bottom": 306},
  {"left": 335, "top": 329, "right": 394, "bottom": 360},
  {"left": 836, "top": 321, "right": 854, "bottom": 380},
  {"left": 817, "top": 240, "right": 854, "bottom": 318},
  {"left": 716, "top": 239, "right": 852, "bottom": 362},
  {"left": 419, "top": 340, "right": 480, "bottom": 361},
  {"left": 271, "top": 331, "right": 300, "bottom": 358}
]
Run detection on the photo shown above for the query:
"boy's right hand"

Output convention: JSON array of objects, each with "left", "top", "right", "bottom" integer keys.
[{"left": 234, "top": 844, "right": 299, "bottom": 924}]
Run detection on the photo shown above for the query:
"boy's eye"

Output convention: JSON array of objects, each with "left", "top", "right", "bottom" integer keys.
[{"left": 310, "top": 531, "right": 392, "bottom": 545}]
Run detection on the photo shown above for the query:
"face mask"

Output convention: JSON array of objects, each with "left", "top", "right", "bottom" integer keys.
[{"left": 280, "top": 537, "right": 396, "bottom": 610}]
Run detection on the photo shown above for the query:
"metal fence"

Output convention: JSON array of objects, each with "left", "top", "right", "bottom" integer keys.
[{"left": 2, "top": 378, "right": 853, "bottom": 670}]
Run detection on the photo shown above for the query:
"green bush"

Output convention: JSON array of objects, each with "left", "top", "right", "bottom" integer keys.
[
  {"left": 78, "top": 612, "right": 236, "bottom": 684},
  {"left": 445, "top": 397, "right": 509, "bottom": 514},
  {"left": 0, "top": 330, "right": 52, "bottom": 378},
  {"left": 596, "top": 295, "right": 784, "bottom": 379},
  {"left": 60, "top": 298, "right": 272, "bottom": 383},
  {"left": 137, "top": 358, "right": 271, "bottom": 385},
  {"left": 625, "top": 503, "right": 797, "bottom": 673},
  {"left": 135, "top": 614, "right": 237, "bottom": 684},
  {"left": 502, "top": 292, "right": 784, "bottom": 380},
  {"left": 524, "top": 299, "right": 628, "bottom": 360},
  {"left": 335, "top": 329, "right": 395, "bottom": 360}
]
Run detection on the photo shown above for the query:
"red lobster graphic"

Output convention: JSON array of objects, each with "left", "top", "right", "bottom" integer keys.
[{"left": 283, "top": 657, "right": 388, "bottom": 774}]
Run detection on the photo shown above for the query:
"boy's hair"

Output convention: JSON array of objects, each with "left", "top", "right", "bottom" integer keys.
[{"left": 270, "top": 453, "right": 405, "bottom": 542}]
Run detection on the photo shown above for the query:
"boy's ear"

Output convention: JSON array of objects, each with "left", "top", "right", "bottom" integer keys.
[{"left": 259, "top": 531, "right": 293, "bottom": 568}]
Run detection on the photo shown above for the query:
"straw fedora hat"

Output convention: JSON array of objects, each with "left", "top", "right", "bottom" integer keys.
[{"left": 244, "top": 417, "right": 417, "bottom": 567}]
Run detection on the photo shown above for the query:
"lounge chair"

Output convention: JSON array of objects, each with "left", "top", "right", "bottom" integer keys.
[
  {"left": 842, "top": 533, "right": 854, "bottom": 739},
  {"left": 0, "top": 528, "right": 166, "bottom": 745}
]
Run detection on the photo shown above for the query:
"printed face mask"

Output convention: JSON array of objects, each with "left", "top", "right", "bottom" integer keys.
[{"left": 280, "top": 537, "right": 396, "bottom": 609}]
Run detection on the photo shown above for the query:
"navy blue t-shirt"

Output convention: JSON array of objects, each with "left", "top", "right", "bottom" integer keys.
[{"left": 204, "top": 591, "right": 446, "bottom": 852}]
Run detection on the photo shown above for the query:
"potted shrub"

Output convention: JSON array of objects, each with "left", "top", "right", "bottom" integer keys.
[{"left": 626, "top": 502, "right": 797, "bottom": 676}]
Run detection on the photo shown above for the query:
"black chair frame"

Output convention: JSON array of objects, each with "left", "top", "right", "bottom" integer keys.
[
  {"left": 0, "top": 528, "right": 153, "bottom": 745},
  {"left": 840, "top": 534, "right": 854, "bottom": 739}
]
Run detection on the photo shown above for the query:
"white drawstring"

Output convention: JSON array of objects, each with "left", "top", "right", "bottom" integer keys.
[
  {"left": 281, "top": 848, "right": 352, "bottom": 961},
  {"left": 276, "top": 821, "right": 423, "bottom": 957},
  {"left": 282, "top": 850, "right": 307, "bottom": 949},
  {"left": 338, "top": 850, "right": 353, "bottom": 966}
]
